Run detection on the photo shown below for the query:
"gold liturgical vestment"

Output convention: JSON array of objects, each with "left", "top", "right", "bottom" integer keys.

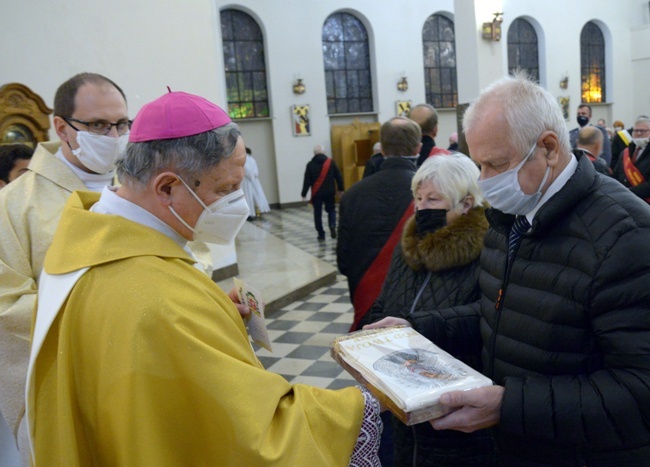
[
  {"left": 27, "top": 191, "right": 364, "bottom": 466},
  {"left": 0, "top": 141, "right": 212, "bottom": 448},
  {"left": 0, "top": 142, "right": 213, "bottom": 444},
  {"left": 0, "top": 142, "right": 84, "bottom": 438}
]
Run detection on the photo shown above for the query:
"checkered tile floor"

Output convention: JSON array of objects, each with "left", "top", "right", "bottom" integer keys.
[
  {"left": 249, "top": 203, "right": 338, "bottom": 264},
  {"left": 247, "top": 205, "right": 357, "bottom": 390}
]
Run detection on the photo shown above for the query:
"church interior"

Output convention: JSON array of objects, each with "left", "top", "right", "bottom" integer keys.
[{"left": 2, "top": 0, "right": 650, "bottom": 463}]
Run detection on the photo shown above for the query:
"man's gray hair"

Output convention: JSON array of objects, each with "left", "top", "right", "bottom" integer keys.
[
  {"left": 634, "top": 116, "right": 650, "bottom": 127},
  {"left": 116, "top": 122, "right": 241, "bottom": 189},
  {"left": 463, "top": 73, "right": 571, "bottom": 158},
  {"left": 411, "top": 153, "right": 486, "bottom": 208},
  {"left": 313, "top": 144, "right": 325, "bottom": 155}
]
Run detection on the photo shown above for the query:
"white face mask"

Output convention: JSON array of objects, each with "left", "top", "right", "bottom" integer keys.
[
  {"left": 168, "top": 177, "right": 249, "bottom": 245},
  {"left": 633, "top": 137, "right": 649, "bottom": 149},
  {"left": 478, "top": 141, "right": 551, "bottom": 215},
  {"left": 70, "top": 131, "right": 128, "bottom": 174}
]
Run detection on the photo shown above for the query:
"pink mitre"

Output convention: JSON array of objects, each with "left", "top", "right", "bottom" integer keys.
[{"left": 130, "top": 87, "right": 232, "bottom": 142}]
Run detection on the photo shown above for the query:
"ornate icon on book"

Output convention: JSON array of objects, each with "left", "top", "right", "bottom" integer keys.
[
  {"left": 330, "top": 326, "right": 492, "bottom": 425},
  {"left": 375, "top": 349, "right": 466, "bottom": 387}
]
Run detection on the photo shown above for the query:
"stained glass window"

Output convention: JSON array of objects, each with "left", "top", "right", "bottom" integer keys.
[
  {"left": 507, "top": 18, "right": 539, "bottom": 82},
  {"left": 580, "top": 22, "right": 606, "bottom": 103},
  {"left": 322, "top": 13, "right": 373, "bottom": 114},
  {"left": 422, "top": 14, "right": 457, "bottom": 109},
  {"left": 221, "top": 9, "right": 269, "bottom": 119}
]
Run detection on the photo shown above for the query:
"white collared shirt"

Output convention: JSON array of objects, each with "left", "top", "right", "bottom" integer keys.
[
  {"left": 526, "top": 153, "right": 579, "bottom": 224},
  {"left": 53, "top": 147, "right": 114, "bottom": 192},
  {"left": 91, "top": 186, "right": 198, "bottom": 261}
]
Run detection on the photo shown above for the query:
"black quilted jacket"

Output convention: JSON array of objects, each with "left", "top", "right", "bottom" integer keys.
[
  {"left": 411, "top": 154, "right": 650, "bottom": 466},
  {"left": 362, "top": 207, "right": 499, "bottom": 466}
]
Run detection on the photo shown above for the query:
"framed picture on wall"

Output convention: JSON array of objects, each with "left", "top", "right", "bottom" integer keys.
[
  {"left": 558, "top": 96, "right": 570, "bottom": 120},
  {"left": 396, "top": 100, "right": 411, "bottom": 118},
  {"left": 292, "top": 105, "right": 311, "bottom": 136}
]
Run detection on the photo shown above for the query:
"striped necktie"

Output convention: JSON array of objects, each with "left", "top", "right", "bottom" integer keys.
[{"left": 508, "top": 215, "right": 531, "bottom": 265}]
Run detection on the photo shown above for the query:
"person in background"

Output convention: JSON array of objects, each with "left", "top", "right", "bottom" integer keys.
[
  {"left": 575, "top": 126, "right": 612, "bottom": 176},
  {"left": 368, "top": 73, "right": 650, "bottom": 465},
  {"left": 0, "top": 72, "right": 130, "bottom": 465},
  {"left": 301, "top": 144, "right": 344, "bottom": 241},
  {"left": 0, "top": 144, "right": 34, "bottom": 188},
  {"left": 361, "top": 153, "right": 498, "bottom": 466},
  {"left": 26, "top": 90, "right": 382, "bottom": 466},
  {"left": 338, "top": 117, "right": 421, "bottom": 332},
  {"left": 242, "top": 146, "right": 270, "bottom": 220},
  {"left": 611, "top": 118, "right": 637, "bottom": 170},
  {"left": 613, "top": 115, "right": 650, "bottom": 204},
  {"left": 447, "top": 132, "right": 459, "bottom": 151},
  {"left": 597, "top": 118, "right": 606, "bottom": 127},
  {"left": 569, "top": 104, "right": 612, "bottom": 165},
  {"left": 410, "top": 103, "right": 450, "bottom": 166},
  {"left": 338, "top": 116, "right": 422, "bottom": 466},
  {"left": 362, "top": 142, "right": 384, "bottom": 178},
  {"left": 613, "top": 120, "right": 625, "bottom": 134}
]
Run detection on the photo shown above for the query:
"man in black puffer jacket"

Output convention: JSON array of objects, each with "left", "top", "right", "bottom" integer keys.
[{"left": 370, "top": 74, "right": 650, "bottom": 466}]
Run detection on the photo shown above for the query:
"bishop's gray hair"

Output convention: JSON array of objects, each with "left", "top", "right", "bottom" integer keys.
[{"left": 116, "top": 122, "right": 241, "bottom": 189}]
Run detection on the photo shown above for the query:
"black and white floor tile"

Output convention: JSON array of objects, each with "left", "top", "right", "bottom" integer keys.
[{"left": 248, "top": 205, "right": 357, "bottom": 390}]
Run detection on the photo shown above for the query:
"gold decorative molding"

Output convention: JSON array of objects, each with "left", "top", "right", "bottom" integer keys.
[{"left": 0, "top": 83, "right": 52, "bottom": 146}]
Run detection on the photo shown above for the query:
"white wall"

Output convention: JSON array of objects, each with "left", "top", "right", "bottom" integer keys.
[
  {"left": 213, "top": 0, "right": 455, "bottom": 203},
  {"left": 1, "top": 0, "right": 646, "bottom": 206},
  {"left": 0, "top": 0, "right": 226, "bottom": 121},
  {"left": 502, "top": 0, "right": 635, "bottom": 130},
  {"left": 631, "top": 0, "right": 650, "bottom": 122}
]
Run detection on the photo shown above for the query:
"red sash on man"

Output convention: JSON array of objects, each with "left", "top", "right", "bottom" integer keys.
[
  {"left": 350, "top": 200, "right": 415, "bottom": 331},
  {"left": 622, "top": 148, "right": 650, "bottom": 203},
  {"left": 427, "top": 147, "right": 452, "bottom": 158},
  {"left": 310, "top": 158, "right": 331, "bottom": 204}
]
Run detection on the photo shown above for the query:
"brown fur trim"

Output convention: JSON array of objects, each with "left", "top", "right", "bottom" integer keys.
[{"left": 401, "top": 207, "right": 488, "bottom": 272}]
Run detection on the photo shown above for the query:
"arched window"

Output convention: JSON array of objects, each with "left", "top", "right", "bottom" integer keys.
[
  {"left": 580, "top": 22, "right": 606, "bottom": 103},
  {"left": 507, "top": 18, "right": 539, "bottom": 82},
  {"left": 422, "top": 14, "right": 457, "bottom": 108},
  {"left": 322, "top": 12, "right": 373, "bottom": 114},
  {"left": 220, "top": 9, "right": 269, "bottom": 119}
]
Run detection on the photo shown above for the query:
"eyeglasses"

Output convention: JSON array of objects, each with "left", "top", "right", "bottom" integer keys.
[
  {"left": 63, "top": 116, "right": 132, "bottom": 136},
  {"left": 632, "top": 128, "right": 650, "bottom": 135}
]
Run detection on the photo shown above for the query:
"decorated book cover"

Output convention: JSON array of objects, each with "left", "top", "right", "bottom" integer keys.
[{"left": 330, "top": 326, "right": 492, "bottom": 425}]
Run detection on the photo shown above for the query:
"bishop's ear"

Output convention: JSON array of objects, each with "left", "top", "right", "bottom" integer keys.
[{"left": 152, "top": 172, "right": 183, "bottom": 206}]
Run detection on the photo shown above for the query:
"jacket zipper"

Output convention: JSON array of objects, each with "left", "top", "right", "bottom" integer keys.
[
  {"left": 488, "top": 242, "right": 517, "bottom": 378},
  {"left": 409, "top": 271, "right": 432, "bottom": 316}
]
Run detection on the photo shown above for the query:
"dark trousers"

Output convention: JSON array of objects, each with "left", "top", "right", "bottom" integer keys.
[{"left": 311, "top": 195, "right": 336, "bottom": 237}]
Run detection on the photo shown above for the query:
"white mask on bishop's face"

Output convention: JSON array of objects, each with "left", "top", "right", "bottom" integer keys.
[
  {"left": 168, "top": 176, "right": 250, "bottom": 245},
  {"left": 70, "top": 131, "right": 129, "bottom": 174}
]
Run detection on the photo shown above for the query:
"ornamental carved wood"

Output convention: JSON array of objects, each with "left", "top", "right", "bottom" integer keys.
[{"left": 0, "top": 83, "right": 52, "bottom": 147}]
